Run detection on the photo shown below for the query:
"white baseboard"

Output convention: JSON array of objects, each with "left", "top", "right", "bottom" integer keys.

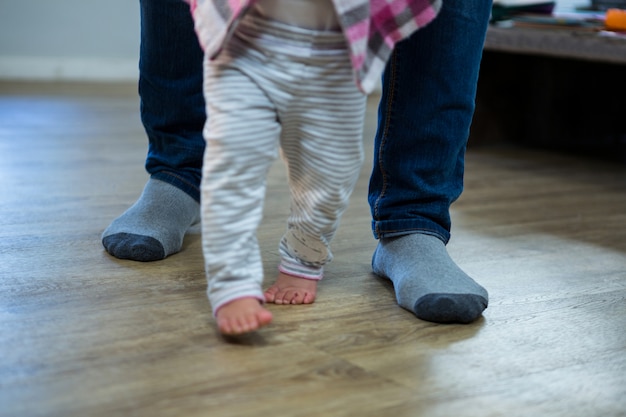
[
  {"left": 0, "top": 56, "right": 382, "bottom": 94},
  {"left": 372, "top": 79, "right": 382, "bottom": 95},
  {"left": 0, "top": 56, "right": 139, "bottom": 82}
]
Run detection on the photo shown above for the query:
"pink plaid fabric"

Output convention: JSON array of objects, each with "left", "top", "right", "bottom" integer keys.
[{"left": 187, "top": 0, "right": 442, "bottom": 93}]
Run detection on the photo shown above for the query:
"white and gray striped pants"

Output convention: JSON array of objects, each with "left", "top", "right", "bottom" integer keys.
[{"left": 201, "top": 13, "right": 367, "bottom": 314}]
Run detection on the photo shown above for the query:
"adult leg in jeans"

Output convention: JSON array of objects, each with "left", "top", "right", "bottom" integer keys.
[
  {"left": 102, "top": 0, "right": 205, "bottom": 261},
  {"left": 370, "top": 0, "right": 492, "bottom": 323}
]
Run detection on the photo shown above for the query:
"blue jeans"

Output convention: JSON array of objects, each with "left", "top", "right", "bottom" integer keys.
[
  {"left": 139, "top": 0, "right": 492, "bottom": 237},
  {"left": 140, "top": 0, "right": 206, "bottom": 202},
  {"left": 369, "top": 0, "right": 492, "bottom": 244}
]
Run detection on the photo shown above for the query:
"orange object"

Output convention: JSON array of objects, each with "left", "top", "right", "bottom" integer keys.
[{"left": 605, "top": 8, "right": 626, "bottom": 31}]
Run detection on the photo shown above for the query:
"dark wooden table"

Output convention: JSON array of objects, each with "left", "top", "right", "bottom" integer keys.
[
  {"left": 470, "top": 24, "right": 626, "bottom": 161},
  {"left": 484, "top": 24, "right": 626, "bottom": 64}
]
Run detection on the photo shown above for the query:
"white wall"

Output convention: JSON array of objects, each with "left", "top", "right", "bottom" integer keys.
[
  {"left": 0, "top": 0, "right": 140, "bottom": 81},
  {"left": 555, "top": 0, "right": 590, "bottom": 10},
  {"left": 0, "top": 0, "right": 590, "bottom": 82}
]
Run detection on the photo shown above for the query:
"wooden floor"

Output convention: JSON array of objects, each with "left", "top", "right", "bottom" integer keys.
[{"left": 1, "top": 81, "right": 625, "bottom": 417}]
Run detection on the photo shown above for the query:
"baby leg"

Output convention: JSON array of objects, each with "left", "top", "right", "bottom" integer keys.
[
  {"left": 264, "top": 271, "right": 318, "bottom": 305},
  {"left": 215, "top": 297, "right": 273, "bottom": 335},
  {"left": 202, "top": 50, "right": 281, "bottom": 334}
]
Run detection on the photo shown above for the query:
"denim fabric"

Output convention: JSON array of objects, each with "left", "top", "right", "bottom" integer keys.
[
  {"left": 140, "top": 0, "right": 206, "bottom": 202},
  {"left": 140, "top": 0, "right": 492, "bottom": 233},
  {"left": 368, "top": 0, "right": 493, "bottom": 243}
]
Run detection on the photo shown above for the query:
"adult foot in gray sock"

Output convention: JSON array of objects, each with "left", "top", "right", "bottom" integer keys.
[
  {"left": 372, "top": 233, "right": 488, "bottom": 324},
  {"left": 102, "top": 179, "right": 200, "bottom": 261}
]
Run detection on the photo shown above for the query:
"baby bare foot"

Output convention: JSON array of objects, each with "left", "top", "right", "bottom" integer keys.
[
  {"left": 215, "top": 297, "right": 273, "bottom": 335},
  {"left": 264, "top": 272, "right": 318, "bottom": 305}
]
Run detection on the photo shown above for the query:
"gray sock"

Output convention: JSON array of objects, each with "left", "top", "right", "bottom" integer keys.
[
  {"left": 372, "top": 233, "right": 488, "bottom": 324},
  {"left": 102, "top": 179, "right": 200, "bottom": 261}
]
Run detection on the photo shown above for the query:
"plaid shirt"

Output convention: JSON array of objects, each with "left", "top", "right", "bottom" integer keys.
[{"left": 188, "top": 0, "right": 442, "bottom": 94}]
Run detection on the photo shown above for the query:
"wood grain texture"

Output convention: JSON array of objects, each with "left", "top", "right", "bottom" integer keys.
[{"left": 1, "top": 81, "right": 625, "bottom": 417}]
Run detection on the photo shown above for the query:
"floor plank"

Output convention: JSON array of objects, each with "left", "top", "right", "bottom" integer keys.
[{"left": 1, "top": 81, "right": 625, "bottom": 417}]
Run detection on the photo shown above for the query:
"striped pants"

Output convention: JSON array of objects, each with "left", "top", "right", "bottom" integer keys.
[{"left": 201, "top": 13, "right": 367, "bottom": 314}]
